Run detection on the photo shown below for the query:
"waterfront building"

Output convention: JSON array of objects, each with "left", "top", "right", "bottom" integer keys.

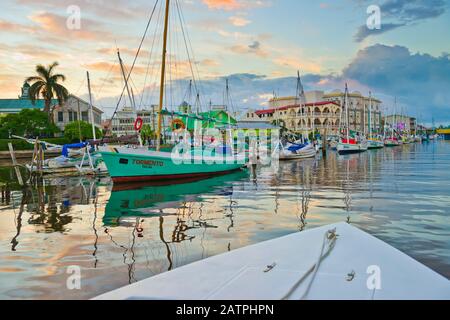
[
  {"left": 0, "top": 82, "right": 103, "bottom": 131},
  {"left": 111, "top": 106, "right": 157, "bottom": 137},
  {"left": 437, "top": 126, "right": 450, "bottom": 140},
  {"left": 243, "top": 90, "right": 382, "bottom": 136},
  {"left": 322, "top": 90, "right": 383, "bottom": 134},
  {"left": 244, "top": 101, "right": 341, "bottom": 135},
  {"left": 268, "top": 91, "right": 325, "bottom": 109},
  {"left": 383, "top": 115, "right": 416, "bottom": 133}
]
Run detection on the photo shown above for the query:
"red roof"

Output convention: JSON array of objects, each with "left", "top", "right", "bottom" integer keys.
[{"left": 255, "top": 101, "right": 339, "bottom": 116}]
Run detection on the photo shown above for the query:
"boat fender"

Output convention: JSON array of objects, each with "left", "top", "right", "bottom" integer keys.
[{"left": 134, "top": 117, "right": 144, "bottom": 131}]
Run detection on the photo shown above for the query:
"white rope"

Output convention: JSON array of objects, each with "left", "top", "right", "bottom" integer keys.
[{"left": 282, "top": 228, "right": 338, "bottom": 300}]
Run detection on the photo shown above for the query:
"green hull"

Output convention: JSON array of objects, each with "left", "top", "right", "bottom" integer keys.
[{"left": 100, "top": 151, "right": 245, "bottom": 183}]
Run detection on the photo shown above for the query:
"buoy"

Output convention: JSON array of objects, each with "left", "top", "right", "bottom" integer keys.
[{"left": 134, "top": 117, "right": 144, "bottom": 131}]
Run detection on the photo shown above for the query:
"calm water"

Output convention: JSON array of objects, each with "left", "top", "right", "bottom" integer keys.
[{"left": 0, "top": 141, "right": 449, "bottom": 299}]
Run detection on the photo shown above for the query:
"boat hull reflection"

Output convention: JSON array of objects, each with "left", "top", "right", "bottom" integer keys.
[{"left": 104, "top": 170, "right": 249, "bottom": 226}]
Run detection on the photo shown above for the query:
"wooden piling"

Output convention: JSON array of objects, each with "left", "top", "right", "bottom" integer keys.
[{"left": 8, "top": 143, "right": 24, "bottom": 186}]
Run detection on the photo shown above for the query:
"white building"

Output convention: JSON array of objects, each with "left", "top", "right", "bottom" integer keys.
[
  {"left": 53, "top": 95, "right": 103, "bottom": 131},
  {"left": 111, "top": 106, "right": 157, "bottom": 137}
]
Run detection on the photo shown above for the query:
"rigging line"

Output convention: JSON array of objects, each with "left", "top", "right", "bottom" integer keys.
[
  {"left": 89, "top": 60, "right": 118, "bottom": 110},
  {"left": 73, "top": 77, "right": 86, "bottom": 97},
  {"left": 138, "top": 2, "right": 161, "bottom": 110},
  {"left": 109, "top": 0, "right": 159, "bottom": 122},
  {"left": 178, "top": 2, "right": 206, "bottom": 109},
  {"left": 176, "top": 0, "right": 204, "bottom": 98},
  {"left": 168, "top": 3, "right": 174, "bottom": 112},
  {"left": 143, "top": 0, "right": 164, "bottom": 108},
  {"left": 174, "top": 0, "right": 202, "bottom": 104}
]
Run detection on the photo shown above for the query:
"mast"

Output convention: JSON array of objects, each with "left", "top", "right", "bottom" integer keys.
[
  {"left": 156, "top": 0, "right": 171, "bottom": 151},
  {"left": 117, "top": 50, "right": 135, "bottom": 111},
  {"left": 86, "top": 71, "right": 97, "bottom": 141},
  {"left": 393, "top": 97, "right": 396, "bottom": 139},
  {"left": 368, "top": 91, "right": 372, "bottom": 139},
  {"left": 345, "top": 83, "right": 349, "bottom": 142}
]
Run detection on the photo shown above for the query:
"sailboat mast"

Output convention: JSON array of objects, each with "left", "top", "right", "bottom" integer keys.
[
  {"left": 368, "top": 91, "right": 372, "bottom": 139},
  {"left": 117, "top": 50, "right": 135, "bottom": 110},
  {"left": 86, "top": 71, "right": 97, "bottom": 141},
  {"left": 156, "top": 0, "right": 171, "bottom": 152},
  {"left": 345, "top": 84, "right": 349, "bottom": 141}
]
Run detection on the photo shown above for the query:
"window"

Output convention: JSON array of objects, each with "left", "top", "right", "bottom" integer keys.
[
  {"left": 82, "top": 111, "right": 89, "bottom": 122},
  {"left": 58, "top": 112, "right": 64, "bottom": 122},
  {"left": 68, "top": 111, "right": 73, "bottom": 122},
  {"left": 74, "top": 112, "right": 78, "bottom": 121}
]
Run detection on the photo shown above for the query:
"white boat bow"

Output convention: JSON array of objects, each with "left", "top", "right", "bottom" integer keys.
[{"left": 94, "top": 222, "right": 449, "bottom": 300}]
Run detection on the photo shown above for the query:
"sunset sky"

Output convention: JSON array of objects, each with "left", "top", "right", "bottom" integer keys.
[{"left": 0, "top": 0, "right": 449, "bottom": 124}]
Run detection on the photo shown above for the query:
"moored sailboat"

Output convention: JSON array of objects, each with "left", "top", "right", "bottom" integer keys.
[
  {"left": 99, "top": 0, "right": 245, "bottom": 183},
  {"left": 337, "top": 84, "right": 368, "bottom": 155},
  {"left": 366, "top": 91, "right": 384, "bottom": 150}
]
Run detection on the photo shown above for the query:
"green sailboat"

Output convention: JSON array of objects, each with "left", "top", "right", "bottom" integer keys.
[{"left": 100, "top": 0, "right": 245, "bottom": 183}]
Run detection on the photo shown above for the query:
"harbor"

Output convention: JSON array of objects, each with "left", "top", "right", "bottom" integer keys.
[
  {"left": 0, "top": 140, "right": 449, "bottom": 299},
  {"left": 0, "top": 0, "right": 449, "bottom": 303}
]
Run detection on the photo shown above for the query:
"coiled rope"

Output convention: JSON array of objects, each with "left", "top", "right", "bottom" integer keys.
[{"left": 282, "top": 228, "right": 338, "bottom": 300}]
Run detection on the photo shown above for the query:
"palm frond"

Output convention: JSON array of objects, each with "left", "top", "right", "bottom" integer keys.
[
  {"left": 51, "top": 73, "right": 66, "bottom": 82},
  {"left": 36, "top": 64, "right": 49, "bottom": 80},
  {"left": 28, "top": 81, "right": 45, "bottom": 105},
  {"left": 53, "top": 83, "right": 69, "bottom": 106},
  {"left": 25, "top": 76, "right": 44, "bottom": 83},
  {"left": 48, "top": 62, "right": 59, "bottom": 75}
]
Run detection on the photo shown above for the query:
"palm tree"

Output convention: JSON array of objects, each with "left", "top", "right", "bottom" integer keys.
[{"left": 26, "top": 62, "right": 69, "bottom": 121}]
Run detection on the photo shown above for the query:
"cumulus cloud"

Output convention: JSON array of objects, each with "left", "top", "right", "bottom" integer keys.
[
  {"left": 354, "top": 0, "right": 448, "bottom": 42},
  {"left": 342, "top": 44, "right": 450, "bottom": 121}
]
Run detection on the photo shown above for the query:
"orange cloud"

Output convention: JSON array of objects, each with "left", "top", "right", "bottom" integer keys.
[
  {"left": 203, "top": 0, "right": 242, "bottom": 10},
  {"left": 0, "top": 19, "right": 34, "bottom": 33},
  {"left": 203, "top": 0, "right": 270, "bottom": 11},
  {"left": 229, "top": 16, "right": 251, "bottom": 27},
  {"left": 29, "top": 12, "right": 114, "bottom": 41},
  {"left": 273, "top": 56, "right": 322, "bottom": 74}
]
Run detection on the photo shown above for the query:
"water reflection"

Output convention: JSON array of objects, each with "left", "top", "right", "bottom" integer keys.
[{"left": 0, "top": 142, "right": 449, "bottom": 299}]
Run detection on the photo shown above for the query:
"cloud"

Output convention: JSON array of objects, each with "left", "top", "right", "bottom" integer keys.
[
  {"left": 29, "top": 12, "right": 114, "bottom": 42},
  {"left": 16, "top": 0, "right": 149, "bottom": 19},
  {"left": 229, "top": 15, "right": 251, "bottom": 27},
  {"left": 202, "top": 0, "right": 270, "bottom": 11},
  {"left": 0, "top": 19, "right": 35, "bottom": 33},
  {"left": 354, "top": 23, "right": 403, "bottom": 43},
  {"left": 231, "top": 40, "right": 269, "bottom": 58},
  {"left": 354, "top": 0, "right": 448, "bottom": 42},
  {"left": 342, "top": 44, "right": 450, "bottom": 121}
]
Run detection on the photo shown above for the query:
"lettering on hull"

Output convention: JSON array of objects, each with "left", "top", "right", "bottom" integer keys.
[{"left": 133, "top": 159, "right": 165, "bottom": 168}]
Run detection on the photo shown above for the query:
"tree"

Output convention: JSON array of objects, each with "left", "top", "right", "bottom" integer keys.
[
  {"left": 64, "top": 121, "right": 103, "bottom": 142},
  {"left": 0, "top": 109, "right": 60, "bottom": 139},
  {"left": 140, "top": 124, "right": 155, "bottom": 142},
  {"left": 26, "top": 62, "right": 69, "bottom": 121},
  {"left": 272, "top": 119, "right": 288, "bottom": 136}
]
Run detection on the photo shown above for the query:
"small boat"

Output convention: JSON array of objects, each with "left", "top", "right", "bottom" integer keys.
[
  {"left": 366, "top": 92, "right": 384, "bottom": 150},
  {"left": 26, "top": 142, "right": 107, "bottom": 176},
  {"left": 367, "top": 139, "right": 384, "bottom": 150},
  {"left": 384, "top": 138, "right": 400, "bottom": 147},
  {"left": 337, "top": 84, "right": 368, "bottom": 155},
  {"left": 278, "top": 141, "right": 316, "bottom": 160},
  {"left": 337, "top": 138, "right": 368, "bottom": 154},
  {"left": 94, "top": 222, "right": 450, "bottom": 300},
  {"left": 329, "top": 139, "right": 338, "bottom": 151}
]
